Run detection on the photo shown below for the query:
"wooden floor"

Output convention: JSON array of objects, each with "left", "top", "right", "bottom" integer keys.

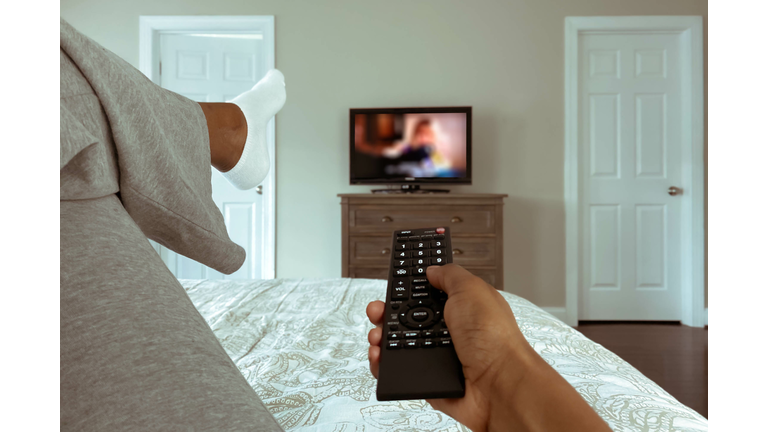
[{"left": 575, "top": 322, "right": 708, "bottom": 419}]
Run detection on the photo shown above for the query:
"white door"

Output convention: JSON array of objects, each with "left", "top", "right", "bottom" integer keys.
[
  {"left": 580, "top": 32, "right": 684, "bottom": 320},
  {"left": 156, "top": 33, "right": 272, "bottom": 279}
]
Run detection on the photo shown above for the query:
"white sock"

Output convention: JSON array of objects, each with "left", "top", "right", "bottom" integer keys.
[{"left": 224, "top": 69, "right": 286, "bottom": 190}]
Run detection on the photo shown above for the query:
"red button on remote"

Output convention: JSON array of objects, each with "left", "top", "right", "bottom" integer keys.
[{"left": 436, "top": 227, "right": 445, "bottom": 234}]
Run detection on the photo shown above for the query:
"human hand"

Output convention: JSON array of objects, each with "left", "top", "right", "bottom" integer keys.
[{"left": 366, "top": 264, "right": 536, "bottom": 431}]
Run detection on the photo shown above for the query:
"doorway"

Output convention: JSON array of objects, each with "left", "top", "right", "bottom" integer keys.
[
  {"left": 139, "top": 16, "right": 276, "bottom": 279},
  {"left": 564, "top": 17, "right": 705, "bottom": 327}
]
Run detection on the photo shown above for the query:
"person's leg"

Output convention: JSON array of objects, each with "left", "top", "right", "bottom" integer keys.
[
  {"left": 198, "top": 102, "right": 247, "bottom": 173},
  {"left": 199, "top": 69, "right": 286, "bottom": 190},
  {"left": 61, "top": 195, "right": 283, "bottom": 431}
]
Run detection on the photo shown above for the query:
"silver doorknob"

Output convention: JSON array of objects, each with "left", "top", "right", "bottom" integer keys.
[
  {"left": 256, "top": 185, "right": 263, "bottom": 195},
  {"left": 668, "top": 186, "right": 682, "bottom": 196}
]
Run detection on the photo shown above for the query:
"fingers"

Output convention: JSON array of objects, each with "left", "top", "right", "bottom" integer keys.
[
  {"left": 366, "top": 300, "right": 386, "bottom": 326},
  {"left": 368, "top": 327, "right": 382, "bottom": 346},
  {"left": 426, "top": 264, "right": 479, "bottom": 297},
  {"left": 368, "top": 345, "right": 380, "bottom": 378},
  {"left": 367, "top": 301, "right": 385, "bottom": 379}
]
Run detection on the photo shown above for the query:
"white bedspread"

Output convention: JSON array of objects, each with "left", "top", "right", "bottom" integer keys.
[{"left": 181, "top": 278, "right": 707, "bottom": 432}]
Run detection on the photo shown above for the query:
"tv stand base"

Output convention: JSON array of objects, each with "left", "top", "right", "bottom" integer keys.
[{"left": 371, "top": 185, "right": 450, "bottom": 194}]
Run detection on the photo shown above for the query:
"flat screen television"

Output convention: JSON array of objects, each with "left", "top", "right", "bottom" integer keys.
[{"left": 349, "top": 107, "right": 471, "bottom": 188}]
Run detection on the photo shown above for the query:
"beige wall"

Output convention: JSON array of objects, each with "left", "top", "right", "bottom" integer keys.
[{"left": 61, "top": 0, "right": 707, "bottom": 308}]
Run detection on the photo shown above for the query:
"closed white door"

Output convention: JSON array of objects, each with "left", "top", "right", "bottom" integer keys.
[
  {"left": 157, "top": 33, "right": 270, "bottom": 279},
  {"left": 580, "top": 32, "right": 684, "bottom": 320}
]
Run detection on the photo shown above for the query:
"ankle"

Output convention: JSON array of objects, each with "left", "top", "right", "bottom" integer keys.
[{"left": 199, "top": 103, "right": 248, "bottom": 172}]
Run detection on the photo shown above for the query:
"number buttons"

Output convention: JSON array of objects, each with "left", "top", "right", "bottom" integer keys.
[
  {"left": 394, "top": 268, "right": 410, "bottom": 277},
  {"left": 413, "top": 257, "right": 427, "bottom": 266},
  {"left": 431, "top": 240, "right": 444, "bottom": 248},
  {"left": 414, "top": 267, "right": 426, "bottom": 275},
  {"left": 394, "top": 259, "right": 409, "bottom": 268},
  {"left": 431, "top": 248, "right": 446, "bottom": 256},
  {"left": 414, "top": 250, "right": 427, "bottom": 257},
  {"left": 395, "top": 250, "right": 409, "bottom": 259},
  {"left": 431, "top": 257, "right": 445, "bottom": 265},
  {"left": 395, "top": 243, "right": 410, "bottom": 251},
  {"left": 416, "top": 241, "right": 428, "bottom": 249}
]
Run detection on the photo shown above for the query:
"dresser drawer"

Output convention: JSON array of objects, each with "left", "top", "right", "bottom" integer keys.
[
  {"left": 452, "top": 238, "right": 496, "bottom": 267},
  {"left": 349, "top": 236, "right": 496, "bottom": 267},
  {"left": 349, "top": 205, "right": 496, "bottom": 235},
  {"left": 349, "top": 236, "right": 392, "bottom": 266},
  {"left": 348, "top": 267, "right": 388, "bottom": 280}
]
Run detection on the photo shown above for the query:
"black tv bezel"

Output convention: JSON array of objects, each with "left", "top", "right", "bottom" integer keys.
[{"left": 349, "top": 106, "right": 473, "bottom": 185}]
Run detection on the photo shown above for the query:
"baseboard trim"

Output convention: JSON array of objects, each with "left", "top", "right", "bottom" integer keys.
[{"left": 542, "top": 307, "right": 568, "bottom": 323}]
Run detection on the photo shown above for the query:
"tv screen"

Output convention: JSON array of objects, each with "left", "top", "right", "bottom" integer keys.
[{"left": 350, "top": 107, "right": 471, "bottom": 184}]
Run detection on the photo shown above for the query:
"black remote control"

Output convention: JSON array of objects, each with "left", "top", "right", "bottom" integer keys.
[{"left": 376, "top": 227, "right": 465, "bottom": 401}]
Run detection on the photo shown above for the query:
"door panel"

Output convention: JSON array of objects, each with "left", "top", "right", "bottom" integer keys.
[
  {"left": 580, "top": 32, "right": 683, "bottom": 320},
  {"left": 158, "top": 33, "right": 267, "bottom": 279}
]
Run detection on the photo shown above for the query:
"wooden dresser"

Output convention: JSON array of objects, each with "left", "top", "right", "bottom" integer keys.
[{"left": 339, "top": 193, "right": 507, "bottom": 289}]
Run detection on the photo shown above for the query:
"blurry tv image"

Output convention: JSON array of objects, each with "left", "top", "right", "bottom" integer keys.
[{"left": 350, "top": 107, "right": 471, "bottom": 184}]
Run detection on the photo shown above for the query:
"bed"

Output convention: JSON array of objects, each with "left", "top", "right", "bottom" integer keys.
[{"left": 181, "top": 278, "right": 708, "bottom": 432}]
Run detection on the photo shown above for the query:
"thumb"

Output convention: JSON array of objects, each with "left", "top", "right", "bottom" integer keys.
[{"left": 426, "top": 264, "right": 477, "bottom": 297}]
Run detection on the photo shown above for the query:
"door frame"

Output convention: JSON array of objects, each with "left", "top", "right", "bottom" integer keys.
[
  {"left": 138, "top": 15, "right": 277, "bottom": 278},
  {"left": 564, "top": 16, "right": 705, "bottom": 327}
]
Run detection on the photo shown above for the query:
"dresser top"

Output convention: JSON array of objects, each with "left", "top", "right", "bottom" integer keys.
[{"left": 337, "top": 193, "right": 508, "bottom": 198}]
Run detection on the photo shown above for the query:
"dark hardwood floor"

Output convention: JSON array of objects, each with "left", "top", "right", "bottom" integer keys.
[{"left": 575, "top": 322, "right": 708, "bottom": 418}]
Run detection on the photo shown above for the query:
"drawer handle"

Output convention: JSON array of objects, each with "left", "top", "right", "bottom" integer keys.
[
  {"left": 452, "top": 248, "right": 463, "bottom": 255},
  {"left": 451, "top": 216, "right": 463, "bottom": 223},
  {"left": 381, "top": 248, "right": 391, "bottom": 255},
  {"left": 381, "top": 216, "right": 393, "bottom": 223}
]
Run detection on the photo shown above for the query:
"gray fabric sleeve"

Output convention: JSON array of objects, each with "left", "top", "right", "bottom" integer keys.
[{"left": 60, "top": 18, "right": 245, "bottom": 274}]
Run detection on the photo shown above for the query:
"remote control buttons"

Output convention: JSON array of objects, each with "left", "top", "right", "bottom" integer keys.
[
  {"left": 421, "top": 339, "right": 436, "bottom": 348},
  {"left": 387, "top": 331, "right": 401, "bottom": 340},
  {"left": 431, "top": 257, "right": 445, "bottom": 265},
  {"left": 415, "top": 241, "right": 428, "bottom": 249},
  {"left": 395, "top": 250, "right": 409, "bottom": 258},
  {"left": 404, "top": 340, "right": 418, "bottom": 349},
  {"left": 432, "top": 240, "right": 444, "bottom": 248},
  {"left": 412, "top": 277, "right": 428, "bottom": 284},
  {"left": 434, "top": 234, "right": 445, "bottom": 240},
  {"left": 387, "top": 340, "right": 401, "bottom": 350},
  {"left": 431, "top": 249, "right": 446, "bottom": 256},
  {"left": 439, "top": 329, "right": 450, "bottom": 337},
  {"left": 394, "top": 259, "right": 409, "bottom": 267},
  {"left": 410, "top": 308, "right": 431, "bottom": 322},
  {"left": 422, "top": 329, "right": 435, "bottom": 338},
  {"left": 413, "top": 257, "right": 427, "bottom": 266},
  {"left": 403, "top": 331, "right": 420, "bottom": 338},
  {"left": 395, "top": 243, "right": 410, "bottom": 250},
  {"left": 413, "top": 250, "right": 427, "bottom": 258},
  {"left": 411, "top": 291, "right": 429, "bottom": 299},
  {"left": 436, "top": 227, "right": 446, "bottom": 234},
  {"left": 394, "top": 268, "right": 410, "bottom": 277},
  {"left": 412, "top": 284, "right": 428, "bottom": 292},
  {"left": 438, "top": 338, "right": 452, "bottom": 347},
  {"left": 393, "top": 285, "right": 408, "bottom": 299}
]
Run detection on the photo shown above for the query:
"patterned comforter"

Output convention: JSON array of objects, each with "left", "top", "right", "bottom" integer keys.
[{"left": 181, "top": 278, "right": 708, "bottom": 431}]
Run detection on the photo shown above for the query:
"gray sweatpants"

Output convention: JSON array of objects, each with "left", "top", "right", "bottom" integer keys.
[{"left": 60, "top": 19, "right": 282, "bottom": 431}]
